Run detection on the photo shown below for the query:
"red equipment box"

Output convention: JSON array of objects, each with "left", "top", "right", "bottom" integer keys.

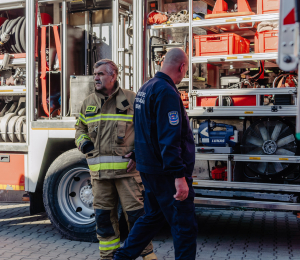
[
  {"left": 211, "top": 165, "right": 227, "bottom": 181},
  {"left": 254, "top": 30, "right": 278, "bottom": 53},
  {"left": 257, "top": 0, "right": 279, "bottom": 14},
  {"left": 194, "top": 33, "right": 250, "bottom": 56},
  {"left": 196, "top": 95, "right": 256, "bottom": 106}
]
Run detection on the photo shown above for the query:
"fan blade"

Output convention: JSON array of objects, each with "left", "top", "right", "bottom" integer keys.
[
  {"left": 271, "top": 122, "right": 283, "bottom": 141},
  {"left": 272, "top": 162, "right": 284, "bottom": 173},
  {"left": 246, "top": 136, "right": 263, "bottom": 146},
  {"left": 277, "top": 134, "right": 295, "bottom": 147},
  {"left": 257, "top": 162, "right": 267, "bottom": 173},
  {"left": 259, "top": 125, "right": 270, "bottom": 141},
  {"left": 248, "top": 147, "right": 264, "bottom": 155},
  {"left": 275, "top": 148, "right": 295, "bottom": 156}
]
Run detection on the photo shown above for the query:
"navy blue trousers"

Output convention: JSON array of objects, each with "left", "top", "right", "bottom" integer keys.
[{"left": 114, "top": 172, "right": 198, "bottom": 260}]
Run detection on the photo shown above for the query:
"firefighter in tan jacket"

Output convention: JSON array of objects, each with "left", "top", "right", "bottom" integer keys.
[{"left": 75, "top": 59, "right": 157, "bottom": 260}]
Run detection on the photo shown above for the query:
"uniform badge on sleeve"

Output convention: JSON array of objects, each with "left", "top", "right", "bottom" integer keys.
[{"left": 168, "top": 111, "right": 179, "bottom": 125}]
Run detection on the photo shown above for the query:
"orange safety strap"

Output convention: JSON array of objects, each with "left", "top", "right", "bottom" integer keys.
[
  {"left": 53, "top": 26, "right": 61, "bottom": 70},
  {"left": 40, "top": 26, "right": 50, "bottom": 116}
]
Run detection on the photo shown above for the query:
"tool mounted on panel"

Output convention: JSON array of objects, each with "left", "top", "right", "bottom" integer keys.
[
  {"left": 194, "top": 120, "right": 239, "bottom": 154},
  {"left": 149, "top": 36, "right": 187, "bottom": 78}
]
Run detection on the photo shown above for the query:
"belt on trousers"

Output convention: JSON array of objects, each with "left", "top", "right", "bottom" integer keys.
[{"left": 87, "top": 155, "right": 130, "bottom": 171}]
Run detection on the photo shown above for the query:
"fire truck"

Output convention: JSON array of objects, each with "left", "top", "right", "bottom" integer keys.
[{"left": 1, "top": 0, "right": 300, "bottom": 243}]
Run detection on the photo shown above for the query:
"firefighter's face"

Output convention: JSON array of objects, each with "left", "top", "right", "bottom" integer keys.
[{"left": 94, "top": 65, "right": 116, "bottom": 94}]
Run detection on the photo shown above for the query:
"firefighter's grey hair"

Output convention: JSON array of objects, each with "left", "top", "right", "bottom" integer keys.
[{"left": 94, "top": 59, "right": 119, "bottom": 76}]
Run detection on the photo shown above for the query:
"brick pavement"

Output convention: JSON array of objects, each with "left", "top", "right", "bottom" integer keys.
[{"left": 1, "top": 203, "right": 300, "bottom": 259}]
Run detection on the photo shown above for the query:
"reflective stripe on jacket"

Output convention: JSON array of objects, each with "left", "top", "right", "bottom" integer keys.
[{"left": 75, "top": 85, "right": 139, "bottom": 179}]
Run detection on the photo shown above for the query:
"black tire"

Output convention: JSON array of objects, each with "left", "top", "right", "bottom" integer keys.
[{"left": 43, "top": 148, "right": 98, "bottom": 242}]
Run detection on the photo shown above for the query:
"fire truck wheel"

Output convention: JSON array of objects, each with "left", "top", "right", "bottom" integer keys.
[{"left": 43, "top": 148, "right": 98, "bottom": 242}]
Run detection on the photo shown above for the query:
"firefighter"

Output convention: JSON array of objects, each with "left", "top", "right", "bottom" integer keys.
[
  {"left": 75, "top": 59, "right": 157, "bottom": 260},
  {"left": 114, "top": 48, "right": 198, "bottom": 260}
]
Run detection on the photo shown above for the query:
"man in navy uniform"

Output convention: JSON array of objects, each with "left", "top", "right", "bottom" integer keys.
[{"left": 114, "top": 48, "right": 197, "bottom": 260}]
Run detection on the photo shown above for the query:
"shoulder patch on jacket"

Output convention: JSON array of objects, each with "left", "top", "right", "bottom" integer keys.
[
  {"left": 168, "top": 111, "right": 179, "bottom": 125},
  {"left": 86, "top": 106, "right": 97, "bottom": 113}
]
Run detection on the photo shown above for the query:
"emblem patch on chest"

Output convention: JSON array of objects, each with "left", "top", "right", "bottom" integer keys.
[
  {"left": 86, "top": 106, "right": 97, "bottom": 113},
  {"left": 168, "top": 111, "right": 179, "bottom": 125}
]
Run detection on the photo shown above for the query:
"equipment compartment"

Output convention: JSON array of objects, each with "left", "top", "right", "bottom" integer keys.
[
  {"left": 0, "top": 153, "right": 25, "bottom": 190},
  {"left": 194, "top": 33, "right": 250, "bottom": 56}
]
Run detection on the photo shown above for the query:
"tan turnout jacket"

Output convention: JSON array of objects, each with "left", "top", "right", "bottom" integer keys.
[{"left": 75, "top": 85, "right": 139, "bottom": 180}]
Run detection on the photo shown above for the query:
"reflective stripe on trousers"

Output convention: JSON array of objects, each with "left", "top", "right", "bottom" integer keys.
[
  {"left": 87, "top": 156, "right": 130, "bottom": 171},
  {"left": 99, "top": 237, "right": 120, "bottom": 251}
]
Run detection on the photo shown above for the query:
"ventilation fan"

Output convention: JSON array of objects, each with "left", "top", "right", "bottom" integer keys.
[{"left": 241, "top": 117, "right": 297, "bottom": 177}]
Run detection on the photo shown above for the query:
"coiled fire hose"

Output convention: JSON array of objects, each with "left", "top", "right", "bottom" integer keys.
[{"left": 0, "top": 16, "right": 26, "bottom": 53}]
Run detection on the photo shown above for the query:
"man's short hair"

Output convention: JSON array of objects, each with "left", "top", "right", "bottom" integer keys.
[{"left": 94, "top": 59, "right": 119, "bottom": 76}]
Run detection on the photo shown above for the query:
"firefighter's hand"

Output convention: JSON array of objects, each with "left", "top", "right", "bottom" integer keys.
[
  {"left": 125, "top": 152, "right": 136, "bottom": 172},
  {"left": 174, "top": 177, "right": 189, "bottom": 201}
]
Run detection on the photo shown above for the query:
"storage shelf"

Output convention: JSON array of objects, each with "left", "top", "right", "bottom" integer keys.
[
  {"left": 148, "top": 14, "right": 279, "bottom": 31},
  {"left": 196, "top": 153, "right": 300, "bottom": 163},
  {"left": 0, "top": 0, "right": 71, "bottom": 5},
  {"left": 187, "top": 105, "right": 297, "bottom": 117},
  {"left": 148, "top": 22, "right": 189, "bottom": 30},
  {"left": 0, "top": 0, "right": 71, "bottom": 10},
  {"left": 193, "top": 197, "right": 300, "bottom": 211},
  {"left": 0, "top": 86, "right": 26, "bottom": 95},
  {"left": 188, "top": 86, "right": 296, "bottom": 117},
  {"left": 0, "top": 53, "right": 26, "bottom": 67},
  {"left": 192, "top": 180, "right": 300, "bottom": 193},
  {"left": 0, "top": 143, "right": 27, "bottom": 152},
  {"left": 192, "top": 13, "right": 279, "bottom": 28},
  {"left": 191, "top": 87, "right": 296, "bottom": 96},
  {"left": 192, "top": 52, "right": 278, "bottom": 65},
  {"left": 0, "top": 0, "right": 25, "bottom": 9},
  {"left": 0, "top": 0, "right": 24, "bottom": 4},
  {"left": 233, "top": 154, "right": 300, "bottom": 163},
  {"left": 181, "top": 78, "right": 189, "bottom": 82}
]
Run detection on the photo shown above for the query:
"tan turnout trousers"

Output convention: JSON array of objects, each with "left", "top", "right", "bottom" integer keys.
[{"left": 92, "top": 176, "right": 153, "bottom": 259}]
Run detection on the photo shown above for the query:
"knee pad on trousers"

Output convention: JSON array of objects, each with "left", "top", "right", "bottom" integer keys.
[
  {"left": 95, "top": 209, "right": 115, "bottom": 238},
  {"left": 126, "top": 208, "right": 145, "bottom": 230}
]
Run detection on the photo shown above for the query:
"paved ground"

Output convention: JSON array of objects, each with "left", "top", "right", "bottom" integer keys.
[{"left": 1, "top": 203, "right": 300, "bottom": 260}]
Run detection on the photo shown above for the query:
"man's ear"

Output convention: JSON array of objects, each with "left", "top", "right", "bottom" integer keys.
[
  {"left": 179, "top": 63, "right": 185, "bottom": 72},
  {"left": 111, "top": 73, "right": 116, "bottom": 82}
]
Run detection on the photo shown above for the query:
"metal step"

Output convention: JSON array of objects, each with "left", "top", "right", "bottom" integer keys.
[
  {"left": 192, "top": 180, "right": 300, "bottom": 193},
  {"left": 194, "top": 189, "right": 298, "bottom": 203},
  {"left": 194, "top": 197, "right": 300, "bottom": 211}
]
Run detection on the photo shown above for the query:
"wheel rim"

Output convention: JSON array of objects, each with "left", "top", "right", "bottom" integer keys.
[{"left": 57, "top": 167, "right": 95, "bottom": 225}]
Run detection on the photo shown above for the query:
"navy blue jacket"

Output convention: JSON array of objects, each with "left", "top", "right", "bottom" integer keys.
[{"left": 134, "top": 72, "right": 195, "bottom": 178}]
